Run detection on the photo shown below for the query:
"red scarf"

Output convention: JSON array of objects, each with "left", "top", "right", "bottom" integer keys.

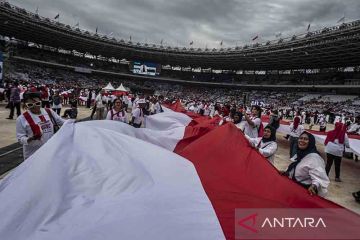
[
  {"left": 23, "top": 111, "right": 46, "bottom": 139},
  {"left": 324, "top": 122, "right": 346, "bottom": 145},
  {"left": 293, "top": 116, "right": 300, "bottom": 130}
]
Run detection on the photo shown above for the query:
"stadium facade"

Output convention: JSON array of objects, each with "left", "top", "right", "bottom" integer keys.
[{"left": 0, "top": 1, "right": 360, "bottom": 92}]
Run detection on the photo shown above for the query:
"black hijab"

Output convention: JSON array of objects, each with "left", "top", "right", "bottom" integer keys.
[
  {"left": 262, "top": 125, "right": 276, "bottom": 143},
  {"left": 286, "top": 131, "right": 318, "bottom": 174},
  {"left": 233, "top": 112, "right": 243, "bottom": 124}
]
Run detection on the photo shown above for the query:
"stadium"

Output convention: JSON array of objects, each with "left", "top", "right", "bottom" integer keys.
[{"left": 0, "top": 1, "right": 360, "bottom": 239}]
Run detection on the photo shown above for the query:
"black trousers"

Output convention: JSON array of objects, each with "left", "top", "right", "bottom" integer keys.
[
  {"left": 42, "top": 101, "right": 50, "bottom": 108},
  {"left": 325, "top": 153, "right": 342, "bottom": 178},
  {"left": 9, "top": 102, "right": 21, "bottom": 118}
]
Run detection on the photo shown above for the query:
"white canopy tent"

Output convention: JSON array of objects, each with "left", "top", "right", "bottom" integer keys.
[
  {"left": 103, "top": 82, "right": 115, "bottom": 91},
  {"left": 116, "top": 83, "right": 128, "bottom": 92}
]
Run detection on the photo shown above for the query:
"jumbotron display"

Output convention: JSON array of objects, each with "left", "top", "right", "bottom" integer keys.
[{"left": 131, "top": 61, "right": 161, "bottom": 76}]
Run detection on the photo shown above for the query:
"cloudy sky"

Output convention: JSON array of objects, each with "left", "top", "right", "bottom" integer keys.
[{"left": 7, "top": 0, "right": 360, "bottom": 48}]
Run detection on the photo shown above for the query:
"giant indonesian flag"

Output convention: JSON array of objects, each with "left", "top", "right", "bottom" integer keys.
[{"left": 0, "top": 101, "right": 359, "bottom": 239}]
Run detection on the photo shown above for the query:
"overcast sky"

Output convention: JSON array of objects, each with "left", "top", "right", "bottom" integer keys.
[{"left": 7, "top": 0, "right": 360, "bottom": 48}]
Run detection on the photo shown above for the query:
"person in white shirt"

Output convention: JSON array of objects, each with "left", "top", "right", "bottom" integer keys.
[
  {"left": 318, "top": 115, "right": 327, "bottom": 132},
  {"left": 122, "top": 94, "right": 129, "bottom": 111},
  {"left": 242, "top": 105, "right": 262, "bottom": 138},
  {"left": 289, "top": 116, "right": 304, "bottom": 158},
  {"left": 153, "top": 95, "right": 164, "bottom": 114},
  {"left": 52, "top": 91, "right": 62, "bottom": 115},
  {"left": 16, "top": 92, "right": 65, "bottom": 159},
  {"left": 324, "top": 122, "right": 350, "bottom": 182},
  {"left": 106, "top": 98, "right": 128, "bottom": 123},
  {"left": 95, "top": 90, "right": 107, "bottom": 120},
  {"left": 131, "top": 99, "right": 146, "bottom": 128},
  {"left": 283, "top": 132, "right": 330, "bottom": 197},
  {"left": 347, "top": 116, "right": 360, "bottom": 134},
  {"left": 246, "top": 125, "right": 278, "bottom": 165}
]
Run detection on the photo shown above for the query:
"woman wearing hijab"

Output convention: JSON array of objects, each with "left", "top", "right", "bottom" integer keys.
[
  {"left": 106, "top": 98, "right": 128, "bottom": 123},
  {"left": 324, "top": 122, "right": 349, "bottom": 182},
  {"left": 246, "top": 125, "right": 278, "bottom": 165},
  {"left": 284, "top": 132, "right": 330, "bottom": 196},
  {"left": 288, "top": 116, "right": 304, "bottom": 158},
  {"left": 16, "top": 91, "right": 65, "bottom": 159}
]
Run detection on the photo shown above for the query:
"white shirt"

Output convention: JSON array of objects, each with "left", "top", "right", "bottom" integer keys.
[
  {"left": 16, "top": 108, "right": 65, "bottom": 159},
  {"left": 289, "top": 123, "right": 304, "bottom": 138},
  {"left": 132, "top": 108, "right": 144, "bottom": 125},
  {"left": 325, "top": 135, "right": 350, "bottom": 157},
  {"left": 243, "top": 117, "right": 261, "bottom": 138},
  {"left": 154, "top": 102, "right": 163, "bottom": 114},
  {"left": 95, "top": 94, "right": 106, "bottom": 108},
  {"left": 246, "top": 136, "right": 277, "bottom": 165},
  {"left": 122, "top": 95, "right": 129, "bottom": 104},
  {"left": 106, "top": 109, "right": 128, "bottom": 123},
  {"left": 288, "top": 153, "right": 330, "bottom": 196}
]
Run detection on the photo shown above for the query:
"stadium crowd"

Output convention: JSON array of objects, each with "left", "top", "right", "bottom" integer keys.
[{"left": 1, "top": 62, "right": 360, "bottom": 202}]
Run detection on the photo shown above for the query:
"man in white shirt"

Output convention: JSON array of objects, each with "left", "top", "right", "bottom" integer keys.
[
  {"left": 242, "top": 105, "right": 262, "bottom": 138},
  {"left": 95, "top": 90, "right": 106, "bottom": 120},
  {"left": 153, "top": 95, "right": 164, "bottom": 114},
  {"left": 122, "top": 94, "right": 129, "bottom": 111},
  {"left": 131, "top": 99, "right": 146, "bottom": 128},
  {"left": 16, "top": 92, "right": 65, "bottom": 159}
]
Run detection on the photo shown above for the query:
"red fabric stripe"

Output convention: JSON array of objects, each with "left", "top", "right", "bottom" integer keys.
[
  {"left": 23, "top": 111, "right": 42, "bottom": 138},
  {"left": 167, "top": 101, "right": 359, "bottom": 240},
  {"left": 39, "top": 115, "right": 46, "bottom": 123}
]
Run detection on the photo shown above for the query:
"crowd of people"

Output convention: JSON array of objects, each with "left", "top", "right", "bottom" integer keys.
[{"left": 1, "top": 63, "right": 360, "bottom": 202}]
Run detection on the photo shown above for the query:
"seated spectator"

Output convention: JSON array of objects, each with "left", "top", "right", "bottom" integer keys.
[{"left": 62, "top": 101, "right": 78, "bottom": 119}]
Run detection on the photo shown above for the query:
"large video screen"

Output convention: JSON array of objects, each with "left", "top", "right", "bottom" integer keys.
[{"left": 131, "top": 61, "right": 161, "bottom": 76}]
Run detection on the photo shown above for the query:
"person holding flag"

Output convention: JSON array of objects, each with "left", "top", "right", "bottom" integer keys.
[
  {"left": 16, "top": 91, "right": 65, "bottom": 159},
  {"left": 246, "top": 125, "right": 278, "bottom": 165},
  {"left": 283, "top": 132, "right": 330, "bottom": 196}
]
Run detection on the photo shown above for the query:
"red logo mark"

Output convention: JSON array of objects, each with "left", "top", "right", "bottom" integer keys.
[{"left": 238, "top": 213, "right": 258, "bottom": 233}]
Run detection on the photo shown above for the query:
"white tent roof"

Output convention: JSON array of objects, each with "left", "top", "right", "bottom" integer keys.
[
  {"left": 103, "top": 82, "right": 115, "bottom": 90},
  {"left": 116, "top": 83, "right": 128, "bottom": 92}
]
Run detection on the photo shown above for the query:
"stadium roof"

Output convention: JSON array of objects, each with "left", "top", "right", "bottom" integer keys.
[{"left": 1, "top": 2, "right": 360, "bottom": 70}]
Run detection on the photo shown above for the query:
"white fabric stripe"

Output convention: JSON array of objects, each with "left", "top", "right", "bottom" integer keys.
[
  {"left": 0, "top": 121, "right": 225, "bottom": 240},
  {"left": 145, "top": 107, "right": 192, "bottom": 131}
]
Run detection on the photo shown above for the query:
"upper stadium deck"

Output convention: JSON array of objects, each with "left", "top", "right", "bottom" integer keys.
[{"left": 0, "top": 1, "right": 360, "bottom": 70}]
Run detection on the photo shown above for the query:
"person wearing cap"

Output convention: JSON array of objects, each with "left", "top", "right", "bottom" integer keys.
[
  {"left": 16, "top": 91, "right": 66, "bottom": 159},
  {"left": 130, "top": 99, "right": 146, "bottom": 128}
]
